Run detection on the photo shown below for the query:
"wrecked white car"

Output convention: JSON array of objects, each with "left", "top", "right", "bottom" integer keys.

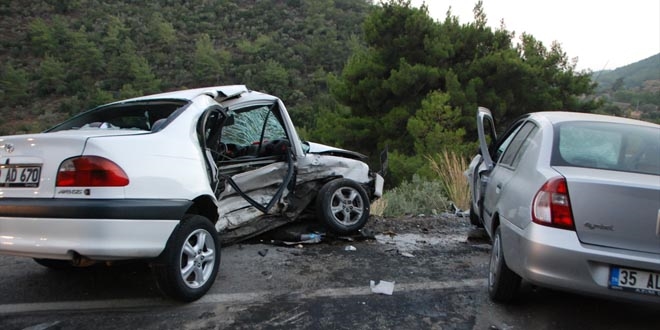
[{"left": 0, "top": 85, "right": 384, "bottom": 301}]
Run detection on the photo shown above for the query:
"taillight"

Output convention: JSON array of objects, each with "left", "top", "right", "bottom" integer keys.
[
  {"left": 56, "top": 156, "right": 129, "bottom": 187},
  {"left": 532, "top": 177, "right": 575, "bottom": 230}
]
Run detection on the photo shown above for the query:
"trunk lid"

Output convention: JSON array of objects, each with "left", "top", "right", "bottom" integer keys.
[
  {"left": 555, "top": 166, "right": 660, "bottom": 254},
  {"left": 0, "top": 130, "right": 143, "bottom": 198}
]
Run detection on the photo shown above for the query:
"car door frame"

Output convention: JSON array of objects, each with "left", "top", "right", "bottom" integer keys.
[
  {"left": 475, "top": 107, "right": 538, "bottom": 235},
  {"left": 198, "top": 101, "right": 296, "bottom": 215},
  {"left": 473, "top": 107, "right": 498, "bottom": 229}
]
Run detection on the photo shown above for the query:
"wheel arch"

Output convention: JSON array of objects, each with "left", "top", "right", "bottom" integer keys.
[
  {"left": 490, "top": 212, "right": 501, "bottom": 238},
  {"left": 186, "top": 195, "right": 219, "bottom": 225}
]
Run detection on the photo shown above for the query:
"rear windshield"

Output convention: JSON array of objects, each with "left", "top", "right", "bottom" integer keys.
[
  {"left": 552, "top": 121, "right": 660, "bottom": 176},
  {"left": 45, "top": 100, "right": 187, "bottom": 132}
]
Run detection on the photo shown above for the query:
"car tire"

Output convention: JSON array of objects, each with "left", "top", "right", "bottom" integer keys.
[
  {"left": 154, "top": 214, "right": 221, "bottom": 302},
  {"left": 488, "top": 226, "right": 521, "bottom": 303},
  {"left": 33, "top": 258, "right": 75, "bottom": 270},
  {"left": 316, "top": 178, "right": 370, "bottom": 235},
  {"left": 469, "top": 204, "right": 484, "bottom": 228}
]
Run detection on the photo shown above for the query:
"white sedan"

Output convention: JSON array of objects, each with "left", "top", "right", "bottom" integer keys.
[{"left": 0, "top": 85, "right": 384, "bottom": 301}]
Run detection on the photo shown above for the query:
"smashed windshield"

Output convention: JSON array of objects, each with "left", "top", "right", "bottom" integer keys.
[{"left": 221, "top": 105, "right": 287, "bottom": 146}]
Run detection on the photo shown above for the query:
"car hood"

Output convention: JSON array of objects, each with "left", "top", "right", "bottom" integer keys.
[{"left": 306, "top": 142, "right": 367, "bottom": 161}]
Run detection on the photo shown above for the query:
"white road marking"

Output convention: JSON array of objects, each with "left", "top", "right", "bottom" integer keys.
[{"left": 0, "top": 278, "right": 486, "bottom": 314}]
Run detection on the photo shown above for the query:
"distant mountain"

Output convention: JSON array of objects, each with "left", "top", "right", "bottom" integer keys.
[{"left": 592, "top": 54, "right": 660, "bottom": 92}]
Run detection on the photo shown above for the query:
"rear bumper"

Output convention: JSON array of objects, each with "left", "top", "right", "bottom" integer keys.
[
  {"left": 502, "top": 221, "right": 660, "bottom": 304},
  {"left": 0, "top": 198, "right": 192, "bottom": 260},
  {"left": 0, "top": 198, "right": 192, "bottom": 219}
]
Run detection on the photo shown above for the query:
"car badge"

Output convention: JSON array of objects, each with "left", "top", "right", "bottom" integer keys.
[
  {"left": 584, "top": 222, "right": 614, "bottom": 231},
  {"left": 3, "top": 143, "right": 14, "bottom": 154}
]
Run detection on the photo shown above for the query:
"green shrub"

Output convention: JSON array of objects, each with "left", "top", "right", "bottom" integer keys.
[{"left": 381, "top": 174, "right": 449, "bottom": 217}]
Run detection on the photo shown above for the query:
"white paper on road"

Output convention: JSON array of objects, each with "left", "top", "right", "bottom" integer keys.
[{"left": 370, "top": 280, "right": 395, "bottom": 295}]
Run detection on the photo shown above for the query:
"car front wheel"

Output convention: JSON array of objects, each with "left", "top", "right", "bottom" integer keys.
[
  {"left": 154, "top": 214, "right": 220, "bottom": 302},
  {"left": 316, "top": 178, "right": 370, "bottom": 235},
  {"left": 488, "top": 226, "right": 521, "bottom": 302}
]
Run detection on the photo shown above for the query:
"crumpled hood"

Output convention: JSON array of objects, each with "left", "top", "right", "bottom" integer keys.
[{"left": 306, "top": 142, "right": 367, "bottom": 161}]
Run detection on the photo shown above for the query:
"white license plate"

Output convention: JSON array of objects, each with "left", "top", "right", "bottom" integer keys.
[
  {"left": 0, "top": 164, "right": 41, "bottom": 187},
  {"left": 609, "top": 266, "right": 660, "bottom": 297}
]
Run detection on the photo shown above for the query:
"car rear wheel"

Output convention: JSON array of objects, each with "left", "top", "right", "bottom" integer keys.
[
  {"left": 154, "top": 214, "right": 220, "bottom": 302},
  {"left": 488, "top": 226, "right": 521, "bottom": 302},
  {"left": 316, "top": 179, "right": 370, "bottom": 235}
]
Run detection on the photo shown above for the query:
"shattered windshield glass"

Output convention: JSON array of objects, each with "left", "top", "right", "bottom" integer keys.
[{"left": 221, "top": 106, "right": 286, "bottom": 145}]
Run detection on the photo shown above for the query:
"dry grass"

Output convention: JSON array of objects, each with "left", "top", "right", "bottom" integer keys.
[
  {"left": 370, "top": 198, "right": 387, "bottom": 217},
  {"left": 427, "top": 150, "right": 470, "bottom": 212}
]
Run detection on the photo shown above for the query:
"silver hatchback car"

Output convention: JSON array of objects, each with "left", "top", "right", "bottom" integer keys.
[{"left": 466, "top": 107, "right": 660, "bottom": 304}]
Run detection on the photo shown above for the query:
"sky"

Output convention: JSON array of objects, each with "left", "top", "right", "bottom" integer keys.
[{"left": 408, "top": 0, "right": 660, "bottom": 71}]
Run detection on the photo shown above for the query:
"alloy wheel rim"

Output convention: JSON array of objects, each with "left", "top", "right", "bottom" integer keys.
[
  {"left": 329, "top": 187, "right": 364, "bottom": 226},
  {"left": 179, "top": 228, "right": 216, "bottom": 289},
  {"left": 489, "top": 234, "right": 501, "bottom": 289}
]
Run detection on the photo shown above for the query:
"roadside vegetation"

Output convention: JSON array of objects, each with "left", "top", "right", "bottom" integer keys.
[{"left": 1, "top": 0, "right": 657, "bottom": 217}]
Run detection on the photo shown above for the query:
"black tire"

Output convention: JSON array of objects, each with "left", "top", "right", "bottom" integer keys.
[
  {"left": 316, "top": 179, "right": 370, "bottom": 235},
  {"left": 469, "top": 204, "right": 484, "bottom": 228},
  {"left": 33, "top": 258, "right": 75, "bottom": 270},
  {"left": 154, "top": 214, "right": 221, "bottom": 302},
  {"left": 488, "top": 226, "right": 521, "bottom": 303}
]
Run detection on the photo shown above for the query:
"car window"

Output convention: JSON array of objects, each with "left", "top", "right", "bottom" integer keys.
[
  {"left": 498, "top": 122, "right": 537, "bottom": 168},
  {"left": 220, "top": 105, "right": 287, "bottom": 156},
  {"left": 510, "top": 125, "right": 538, "bottom": 168},
  {"left": 494, "top": 124, "right": 521, "bottom": 163},
  {"left": 46, "top": 101, "right": 186, "bottom": 132},
  {"left": 552, "top": 121, "right": 660, "bottom": 175}
]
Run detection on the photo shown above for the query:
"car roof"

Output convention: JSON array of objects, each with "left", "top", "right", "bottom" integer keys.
[
  {"left": 529, "top": 111, "right": 659, "bottom": 128},
  {"left": 107, "top": 85, "right": 278, "bottom": 105}
]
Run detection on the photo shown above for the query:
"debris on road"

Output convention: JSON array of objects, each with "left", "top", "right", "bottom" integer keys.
[
  {"left": 344, "top": 245, "right": 357, "bottom": 251},
  {"left": 370, "top": 280, "right": 395, "bottom": 295},
  {"left": 399, "top": 251, "right": 414, "bottom": 258}
]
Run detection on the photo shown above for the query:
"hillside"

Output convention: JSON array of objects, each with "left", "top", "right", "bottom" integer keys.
[
  {"left": 592, "top": 53, "right": 660, "bottom": 92},
  {"left": 0, "top": 0, "right": 371, "bottom": 134},
  {"left": 1, "top": 0, "right": 657, "bottom": 138},
  {"left": 590, "top": 53, "right": 660, "bottom": 123}
]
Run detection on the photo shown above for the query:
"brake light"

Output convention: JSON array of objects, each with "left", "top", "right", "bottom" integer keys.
[
  {"left": 532, "top": 177, "right": 575, "bottom": 230},
  {"left": 56, "top": 156, "right": 129, "bottom": 187}
]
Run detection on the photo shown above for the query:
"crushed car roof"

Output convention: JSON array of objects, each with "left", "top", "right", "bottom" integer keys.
[{"left": 112, "top": 85, "right": 256, "bottom": 104}]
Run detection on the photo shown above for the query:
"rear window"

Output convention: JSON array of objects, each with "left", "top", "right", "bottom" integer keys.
[
  {"left": 46, "top": 100, "right": 187, "bottom": 132},
  {"left": 552, "top": 121, "right": 660, "bottom": 175}
]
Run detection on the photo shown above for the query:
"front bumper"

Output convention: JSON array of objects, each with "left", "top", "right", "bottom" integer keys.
[
  {"left": 502, "top": 221, "right": 660, "bottom": 304},
  {"left": 0, "top": 198, "right": 192, "bottom": 260},
  {"left": 371, "top": 173, "right": 384, "bottom": 198}
]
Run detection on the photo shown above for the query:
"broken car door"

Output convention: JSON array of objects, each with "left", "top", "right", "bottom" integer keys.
[{"left": 210, "top": 103, "right": 296, "bottom": 231}]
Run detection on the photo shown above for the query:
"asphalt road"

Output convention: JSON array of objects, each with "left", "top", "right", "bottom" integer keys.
[{"left": 0, "top": 216, "right": 657, "bottom": 330}]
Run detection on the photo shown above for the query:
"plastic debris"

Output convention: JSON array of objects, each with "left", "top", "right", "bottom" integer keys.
[
  {"left": 370, "top": 280, "right": 395, "bottom": 295},
  {"left": 399, "top": 251, "right": 414, "bottom": 258},
  {"left": 345, "top": 245, "right": 357, "bottom": 251},
  {"left": 300, "top": 233, "right": 322, "bottom": 243}
]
